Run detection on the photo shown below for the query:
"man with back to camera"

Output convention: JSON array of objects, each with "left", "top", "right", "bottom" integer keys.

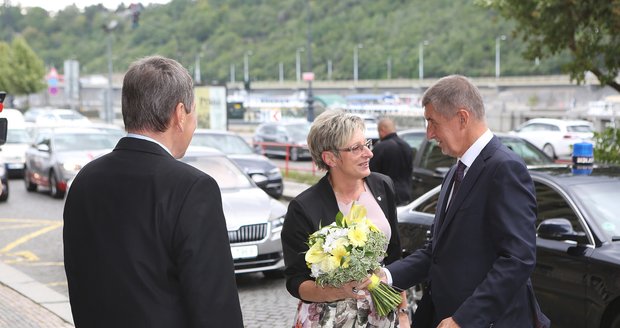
[
  {"left": 63, "top": 55, "right": 243, "bottom": 328},
  {"left": 382, "top": 75, "right": 549, "bottom": 328},
  {"left": 369, "top": 117, "right": 413, "bottom": 206}
]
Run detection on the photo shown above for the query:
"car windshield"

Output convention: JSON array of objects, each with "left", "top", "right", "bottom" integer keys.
[
  {"left": 501, "top": 138, "right": 553, "bottom": 165},
  {"left": 54, "top": 133, "right": 117, "bottom": 151},
  {"left": 184, "top": 155, "right": 252, "bottom": 189},
  {"left": 571, "top": 181, "right": 620, "bottom": 241},
  {"left": 6, "top": 129, "right": 31, "bottom": 144},
  {"left": 284, "top": 124, "right": 310, "bottom": 140},
  {"left": 191, "top": 133, "right": 254, "bottom": 155}
]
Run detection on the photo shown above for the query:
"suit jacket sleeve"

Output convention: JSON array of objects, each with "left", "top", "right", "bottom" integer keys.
[{"left": 172, "top": 175, "right": 243, "bottom": 327}]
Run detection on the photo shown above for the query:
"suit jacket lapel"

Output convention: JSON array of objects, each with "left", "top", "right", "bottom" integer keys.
[
  {"left": 435, "top": 136, "right": 502, "bottom": 245},
  {"left": 365, "top": 175, "right": 388, "bottom": 217}
]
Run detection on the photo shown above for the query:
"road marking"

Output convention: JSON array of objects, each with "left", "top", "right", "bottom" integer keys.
[{"left": 0, "top": 221, "right": 63, "bottom": 254}]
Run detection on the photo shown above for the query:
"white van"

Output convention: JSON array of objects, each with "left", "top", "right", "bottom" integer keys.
[{"left": 0, "top": 109, "right": 31, "bottom": 177}]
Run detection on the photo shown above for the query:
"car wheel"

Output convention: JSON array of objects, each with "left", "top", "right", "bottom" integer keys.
[
  {"left": 290, "top": 147, "right": 299, "bottom": 161},
  {"left": 262, "top": 269, "right": 284, "bottom": 279},
  {"left": 0, "top": 181, "right": 8, "bottom": 202},
  {"left": 542, "top": 143, "right": 556, "bottom": 159},
  {"left": 49, "top": 171, "right": 64, "bottom": 199},
  {"left": 24, "top": 169, "right": 37, "bottom": 192}
]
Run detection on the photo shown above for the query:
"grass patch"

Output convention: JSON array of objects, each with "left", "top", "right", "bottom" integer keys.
[{"left": 282, "top": 169, "right": 322, "bottom": 185}]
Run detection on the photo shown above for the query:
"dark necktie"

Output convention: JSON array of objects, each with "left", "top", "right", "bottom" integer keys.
[{"left": 452, "top": 160, "right": 466, "bottom": 196}]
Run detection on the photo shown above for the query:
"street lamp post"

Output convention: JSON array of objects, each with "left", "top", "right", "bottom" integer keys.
[
  {"left": 353, "top": 43, "right": 363, "bottom": 83},
  {"left": 296, "top": 47, "right": 305, "bottom": 83},
  {"left": 230, "top": 64, "right": 235, "bottom": 83},
  {"left": 387, "top": 56, "right": 392, "bottom": 80},
  {"left": 419, "top": 40, "right": 429, "bottom": 81},
  {"left": 102, "top": 20, "right": 118, "bottom": 124},
  {"left": 495, "top": 35, "right": 506, "bottom": 79},
  {"left": 243, "top": 51, "right": 252, "bottom": 83}
]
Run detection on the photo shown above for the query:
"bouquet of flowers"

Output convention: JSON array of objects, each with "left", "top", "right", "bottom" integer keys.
[{"left": 305, "top": 204, "right": 402, "bottom": 317}]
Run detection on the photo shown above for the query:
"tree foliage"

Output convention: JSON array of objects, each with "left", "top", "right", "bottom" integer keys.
[
  {"left": 0, "top": 0, "right": 574, "bottom": 84},
  {"left": 478, "top": 0, "right": 620, "bottom": 92},
  {"left": 593, "top": 128, "right": 620, "bottom": 164},
  {"left": 0, "top": 36, "right": 45, "bottom": 100}
]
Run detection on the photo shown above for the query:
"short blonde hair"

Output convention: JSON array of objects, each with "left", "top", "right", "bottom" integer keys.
[{"left": 307, "top": 110, "right": 365, "bottom": 171}]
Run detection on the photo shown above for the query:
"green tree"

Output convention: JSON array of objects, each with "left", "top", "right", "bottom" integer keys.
[
  {"left": 8, "top": 36, "right": 45, "bottom": 97},
  {"left": 0, "top": 42, "right": 11, "bottom": 92},
  {"left": 478, "top": 0, "right": 620, "bottom": 92},
  {"left": 593, "top": 128, "right": 620, "bottom": 164}
]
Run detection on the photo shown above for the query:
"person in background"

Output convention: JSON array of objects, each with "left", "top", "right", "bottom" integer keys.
[
  {"left": 281, "top": 110, "right": 410, "bottom": 327},
  {"left": 63, "top": 55, "right": 243, "bottom": 328},
  {"left": 369, "top": 117, "right": 413, "bottom": 206},
  {"left": 383, "top": 75, "right": 549, "bottom": 328}
]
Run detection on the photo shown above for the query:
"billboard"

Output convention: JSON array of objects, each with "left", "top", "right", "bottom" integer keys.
[{"left": 194, "top": 86, "right": 227, "bottom": 130}]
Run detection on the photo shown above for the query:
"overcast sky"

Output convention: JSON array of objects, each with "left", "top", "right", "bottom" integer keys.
[{"left": 12, "top": 0, "right": 170, "bottom": 12}]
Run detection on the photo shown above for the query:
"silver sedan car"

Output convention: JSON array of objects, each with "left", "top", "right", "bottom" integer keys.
[
  {"left": 181, "top": 147, "right": 287, "bottom": 278},
  {"left": 24, "top": 126, "right": 121, "bottom": 198}
]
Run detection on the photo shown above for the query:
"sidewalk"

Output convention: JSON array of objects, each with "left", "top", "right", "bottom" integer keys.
[
  {"left": 0, "top": 179, "right": 311, "bottom": 327},
  {"left": 0, "top": 261, "right": 73, "bottom": 327}
]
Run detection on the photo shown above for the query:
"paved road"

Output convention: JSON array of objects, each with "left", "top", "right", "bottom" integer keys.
[{"left": 0, "top": 178, "right": 299, "bottom": 327}]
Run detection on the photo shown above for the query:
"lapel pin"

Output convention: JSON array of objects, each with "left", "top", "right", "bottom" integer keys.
[{"left": 377, "top": 196, "right": 382, "bottom": 201}]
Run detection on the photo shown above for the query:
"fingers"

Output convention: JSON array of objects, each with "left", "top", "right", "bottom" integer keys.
[{"left": 344, "top": 281, "right": 367, "bottom": 300}]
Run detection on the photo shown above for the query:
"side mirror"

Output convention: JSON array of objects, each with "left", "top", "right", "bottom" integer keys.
[
  {"left": 250, "top": 173, "right": 269, "bottom": 189},
  {"left": 37, "top": 144, "right": 50, "bottom": 152},
  {"left": 537, "top": 218, "right": 588, "bottom": 244},
  {"left": 0, "top": 118, "right": 6, "bottom": 146}
]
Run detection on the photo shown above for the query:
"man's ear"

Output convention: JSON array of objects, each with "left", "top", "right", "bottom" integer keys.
[
  {"left": 174, "top": 103, "right": 186, "bottom": 131},
  {"left": 457, "top": 108, "right": 469, "bottom": 126}
]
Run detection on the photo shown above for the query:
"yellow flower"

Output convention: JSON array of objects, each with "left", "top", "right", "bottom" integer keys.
[
  {"left": 345, "top": 204, "right": 367, "bottom": 226},
  {"left": 348, "top": 227, "right": 368, "bottom": 247},
  {"left": 305, "top": 241, "right": 327, "bottom": 264},
  {"left": 331, "top": 244, "right": 350, "bottom": 268},
  {"left": 320, "top": 255, "right": 341, "bottom": 272}
]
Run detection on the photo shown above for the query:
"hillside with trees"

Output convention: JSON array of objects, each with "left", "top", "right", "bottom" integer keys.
[{"left": 0, "top": 0, "right": 571, "bottom": 84}]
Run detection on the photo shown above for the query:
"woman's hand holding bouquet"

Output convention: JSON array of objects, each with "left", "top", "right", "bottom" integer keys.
[{"left": 304, "top": 204, "right": 402, "bottom": 317}]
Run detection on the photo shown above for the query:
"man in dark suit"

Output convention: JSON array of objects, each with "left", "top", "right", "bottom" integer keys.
[
  {"left": 63, "top": 56, "right": 243, "bottom": 328},
  {"left": 384, "top": 75, "right": 549, "bottom": 328},
  {"left": 369, "top": 117, "right": 413, "bottom": 205}
]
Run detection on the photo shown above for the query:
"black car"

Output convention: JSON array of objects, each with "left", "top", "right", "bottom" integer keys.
[
  {"left": 410, "top": 133, "right": 556, "bottom": 199},
  {"left": 397, "top": 165, "right": 620, "bottom": 328},
  {"left": 252, "top": 121, "right": 312, "bottom": 161},
  {"left": 191, "top": 129, "right": 284, "bottom": 199}
]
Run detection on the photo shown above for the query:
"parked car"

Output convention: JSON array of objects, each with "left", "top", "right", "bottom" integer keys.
[
  {"left": 190, "top": 129, "right": 283, "bottom": 198},
  {"left": 0, "top": 157, "right": 8, "bottom": 202},
  {"left": 397, "top": 165, "right": 620, "bottom": 328},
  {"left": 411, "top": 133, "right": 557, "bottom": 199},
  {"left": 397, "top": 128, "right": 427, "bottom": 153},
  {"left": 181, "top": 147, "right": 287, "bottom": 278},
  {"left": 24, "top": 127, "right": 121, "bottom": 198},
  {"left": 511, "top": 118, "right": 594, "bottom": 159},
  {"left": 252, "top": 121, "right": 312, "bottom": 161},
  {"left": 32, "top": 108, "right": 91, "bottom": 126},
  {"left": 0, "top": 128, "right": 32, "bottom": 178}
]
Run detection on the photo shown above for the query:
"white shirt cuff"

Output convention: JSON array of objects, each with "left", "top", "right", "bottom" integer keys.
[{"left": 383, "top": 267, "right": 393, "bottom": 285}]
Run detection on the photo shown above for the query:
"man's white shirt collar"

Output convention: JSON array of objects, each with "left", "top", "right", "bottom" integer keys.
[
  {"left": 126, "top": 133, "right": 173, "bottom": 156},
  {"left": 458, "top": 129, "right": 493, "bottom": 176}
]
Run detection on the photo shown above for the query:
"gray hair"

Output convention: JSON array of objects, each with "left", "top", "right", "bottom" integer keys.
[
  {"left": 307, "top": 110, "right": 365, "bottom": 171},
  {"left": 421, "top": 75, "right": 485, "bottom": 121},
  {"left": 122, "top": 55, "right": 194, "bottom": 132}
]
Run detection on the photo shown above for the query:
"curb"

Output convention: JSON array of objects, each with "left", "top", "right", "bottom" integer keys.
[{"left": 0, "top": 261, "right": 74, "bottom": 325}]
